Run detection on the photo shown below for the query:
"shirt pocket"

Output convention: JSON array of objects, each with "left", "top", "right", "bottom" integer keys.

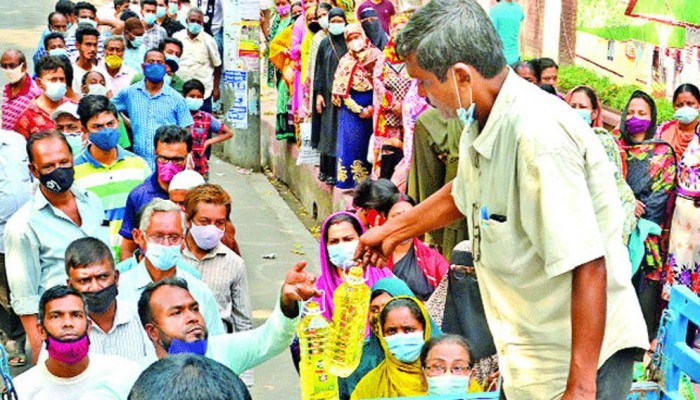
[{"left": 478, "top": 219, "right": 518, "bottom": 275}]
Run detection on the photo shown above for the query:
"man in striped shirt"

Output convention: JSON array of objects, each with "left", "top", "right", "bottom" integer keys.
[{"left": 74, "top": 95, "right": 151, "bottom": 260}]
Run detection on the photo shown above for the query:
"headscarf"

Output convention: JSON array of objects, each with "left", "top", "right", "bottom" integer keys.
[
  {"left": 564, "top": 85, "right": 604, "bottom": 128},
  {"left": 313, "top": 211, "right": 394, "bottom": 321},
  {"left": 299, "top": 6, "right": 317, "bottom": 84},
  {"left": 339, "top": 278, "right": 442, "bottom": 399},
  {"left": 383, "top": 15, "right": 409, "bottom": 65},
  {"left": 332, "top": 24, "right": 383, "bottom": 98},
  {"left": 269, "top": 25, "right": 295, "bottom": 85},
  {"left": 360, "top": 8, "right": 389, "bottom": 50},
  {"left": 336, "top": 0, "right": 357, "bottom": 22},
  {"left": 350, "top": 296, "right": 431, "bottom": 399}
]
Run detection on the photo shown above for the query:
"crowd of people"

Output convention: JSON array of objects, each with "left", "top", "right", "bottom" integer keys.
[{"left": 1, "top": 0, "right": 699, "bottom": 398}]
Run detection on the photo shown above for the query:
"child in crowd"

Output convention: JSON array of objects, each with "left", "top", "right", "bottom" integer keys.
[{"left": 183, "top": 78, "right": 234, "bottom": 179}]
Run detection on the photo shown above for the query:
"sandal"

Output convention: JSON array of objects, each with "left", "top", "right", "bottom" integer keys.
[{"left": 4, "top": 340, "right": 26, "bottom": 367}]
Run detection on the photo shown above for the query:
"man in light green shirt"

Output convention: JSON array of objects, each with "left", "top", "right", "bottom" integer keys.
[
  {"left": 136, "top": 261, "right": 319, "bottom": 374},
  {"left": 357, "top": 1, "right": 648, "bottom": 398}
]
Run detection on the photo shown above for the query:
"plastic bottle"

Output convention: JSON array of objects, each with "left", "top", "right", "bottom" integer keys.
[
  {"left": 298, "top": 301, "right": 339, "bottom": 400},
  {"left": 326, "top": 266, "right": 371, "bottom": 377}
]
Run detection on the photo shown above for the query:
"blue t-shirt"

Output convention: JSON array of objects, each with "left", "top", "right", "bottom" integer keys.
[
  {"left": 489, "top": 1, "right": 524, "bottom": 65},
  {"left": 119, "top": 173, "right": 169, "bottom": 240}
]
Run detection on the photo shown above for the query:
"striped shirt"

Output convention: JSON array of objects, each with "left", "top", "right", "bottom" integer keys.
[
  {"left": 111, "top": 81, "right": 194, "bottom": 170},
  {"left": 143, "top": 25, "right": 168, "bottom": 50},
  {"left": 89, "top": 299, "right": 155, "bottom": 361},
  {"left": 74, "top": 145, "right": 151, "bottom": 257},
  {"left": 2, "top": 75, "right": 42, "bottom": 131},
  {"left": 181, "top": 242, "right": 253, "bottom": 333}
]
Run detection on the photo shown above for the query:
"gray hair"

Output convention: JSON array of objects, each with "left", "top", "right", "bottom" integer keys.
[
  {"left": 395, "top": 0, "right": 506, "bottom": 81},
  {"left": 104, "top": 35, "right": 126, "bottom": 48},
  {"left": 186, "top": 7, "right": 204, "bottom": 19},
  {"left": 139, "top": 198, "right": 187, "bottom": 233}
]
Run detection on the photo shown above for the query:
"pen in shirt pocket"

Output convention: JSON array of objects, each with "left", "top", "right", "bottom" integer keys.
[{"left": 480, "top": 206, "right": 507, "bottom": 223}]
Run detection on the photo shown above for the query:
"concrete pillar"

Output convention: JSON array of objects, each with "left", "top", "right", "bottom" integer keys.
[{"left": 541, "top": 0, "right": 561, "bottom": 61}]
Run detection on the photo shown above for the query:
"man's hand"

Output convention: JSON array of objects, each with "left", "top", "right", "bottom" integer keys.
[
  {"left": 316, "top": 94, "right": 325, "bottom": 114},
  {"left": 213, "top": 87, "right": 221, "bottom": 102},
  {"left": 354, "top": 225, "right": 399, "bottom": 268},
  {"left": 280, "top": 261, "right": 320, "bottom": 318},
  {"left": 561, "top": 385, "right": 596, "bottom": 400}
]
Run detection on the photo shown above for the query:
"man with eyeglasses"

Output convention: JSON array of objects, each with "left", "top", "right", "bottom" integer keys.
[
  {"left": 74, "top": 95, "right": 151, "bottom": 259},
  {"left": 112, "top": 49, "right": 193, "bottom": 169},
  {"left": 118, "top": 125, "right": 193, "bottom": 260},
  {"left": 117, "top": 198, "right": 225, "bottom": 336},
  {"left": 4, "top": 130, "right": 109, "bottom": 364}
]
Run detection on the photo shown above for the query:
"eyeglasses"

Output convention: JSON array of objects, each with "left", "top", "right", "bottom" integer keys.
[
  {"left": 147, "top": 234, "right": 183, "bottom": 245},
  {"left": 423, "top": 363, "right": 471, "bottom": 377},
  {"left": 156, "top": 155, "right": 187, "bottom": 165}
]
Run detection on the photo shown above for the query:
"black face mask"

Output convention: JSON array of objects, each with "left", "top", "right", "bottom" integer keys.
[
  {"left": 82, "top": 283, "right": 118, "bottom": 314},
  {"left": 308, "top": 21, "right": 321, "bottom": 34},
  {"left": 38, "top": 166, "right": 74, "bottom": 193}
]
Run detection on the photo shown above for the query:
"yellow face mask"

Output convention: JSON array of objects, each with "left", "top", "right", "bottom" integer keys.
[{"left": 104, "top": 55, "right": 123, "bottom": 70}]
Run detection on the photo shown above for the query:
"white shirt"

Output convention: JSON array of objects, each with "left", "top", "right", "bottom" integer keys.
[
  {"left": 451, "top": 70, "right": 648, "bottom": 399},
  {"left": 89, "top": 299, "right": 156, "bottom": 361},
  {"left": 14, "top": 353, "right": 141, "bottom": 400},
  {"left": 172, "top": 30, "right": 221, "bottom": 98},
  {"left": 97, "top": 62, "right": 138, "bottom": 95}
]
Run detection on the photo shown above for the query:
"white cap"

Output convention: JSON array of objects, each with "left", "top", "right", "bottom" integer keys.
[
  {"left": 50, "top": 102, "right": 80, "bottom": 122},
  {"left": 168, "top": 170, "right": 205, "bottom": 192}
]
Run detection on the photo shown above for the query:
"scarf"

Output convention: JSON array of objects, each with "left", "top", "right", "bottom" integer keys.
[
  {"left": 299, "top": 6, "right": 317, "bottom": 84},
  {"left": 386, "top": 238, "right": 449, "bottom": 288},
  {"left": 360, "top": 8, "right": 389, "bottom": 50},
  {"left": 351, "top": 296, "right": 431, "bottom": 399},
  {"left": 332, "top": 24, "right": 383, "bottom": 98},
  {"left": 659, "top": 120, "right": 696, "bottom": 159},
  {"left": 313, "top": 211, "right": 394, "bottom": 322}
]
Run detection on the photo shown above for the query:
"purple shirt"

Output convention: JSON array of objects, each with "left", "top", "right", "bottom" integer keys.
[
  {"left": 357, "top": 0, "right": 395, "bottom": 34},
  {"left": 118, "top": 173, "right": 169, "bottom": 240}
]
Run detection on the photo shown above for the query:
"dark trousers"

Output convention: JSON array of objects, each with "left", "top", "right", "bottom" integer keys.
[
  {"left": 0, "top": 253, "right": 25, "bottom": 344},
  {"left": 499, "top": 348, "right": 636, "bottom": 400}
]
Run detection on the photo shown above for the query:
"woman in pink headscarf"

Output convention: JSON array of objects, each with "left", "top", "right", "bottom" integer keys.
[{"left": 313, "top": 211, "right": 394, "bottom": 321}]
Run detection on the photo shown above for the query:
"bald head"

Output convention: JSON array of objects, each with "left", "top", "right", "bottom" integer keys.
[{"left": 1, "top": 49, "right": 26, "bottom": 66}]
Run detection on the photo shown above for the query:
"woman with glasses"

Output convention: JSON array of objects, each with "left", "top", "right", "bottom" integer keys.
[
  {"left": 350, "top": 296, "right": 432, "bottom": 399},
  {"left": 420, "top": 334, "right": 482, "bottom": 395}
]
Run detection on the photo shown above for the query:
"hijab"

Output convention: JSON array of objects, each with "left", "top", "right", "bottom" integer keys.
[
  {"left": 360, "top": 8, "right": 389, "bottom": 50},
  {"left": 313, "top": 211, "right": 394, "bottom": 321},
  {"left": 351, "top": 296, "right": 431, "bottom": 399},
  {"left": 332, "top": 23, "right": 383, "bottom": 98}
]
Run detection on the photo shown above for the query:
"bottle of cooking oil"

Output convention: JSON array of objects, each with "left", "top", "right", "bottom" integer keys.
[
  {"left": 326, "top": 266, "right": 371, "bottom": 377},
  {"left": 298, "top": 301, "right": 338, "bottom": 400}
]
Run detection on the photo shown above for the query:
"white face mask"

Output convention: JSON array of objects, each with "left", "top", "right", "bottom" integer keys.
[
  {"left": 349, "top": 38, "right": 364, "bottom": 52},
  {"left": 87, "top": 84, "right": 109, "bottom": 96},
  {"left": 3, "top": 64, "right": 24, "bottom": 84}
]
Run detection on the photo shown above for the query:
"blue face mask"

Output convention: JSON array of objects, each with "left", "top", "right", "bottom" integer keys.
[
  {"left": 575, "top": 108, "right": 593, "bottom": 126},
  {"left": 186, "top": 97, "right": 204, "bottom": 111},
  {"left": 327, "top": 240, "right": 358, "bottom": 269},
  {"left": 143, "top": 63, "right": 167, "bottom": 83},
  {"left": 156, "top": 6, "right": 167, "bottom": 18},
  {"left": 451, "top": 68, "right": 474, "bottom": 127},
  {"left": 89, "top": 127, "right": 121, "bottom": 151},
  {"left": 49, "top": 48, "right": 68, "bottom": 58},
  {"left": 145, "top": 242, "right": 181, "bottom": 270},
  {"left": 78, "top": 18, "right": 97, "bottom": 28},
  {"left": 426, "top": 374, "right": 471, "bottom": 396},
  {"left": 130, "top": 35, "right": 144, "bottom": 48},
  {"left": 328, "top": 22, "right": 345, "bottom": 36},
  {"left": 143, "top": 12, "right": 157, "bottom": 25},
  {"left": 167, "top": 338, "right": 208, "bottom": 356},
  {"left": 674, "top": 106, "right": 699, "bottom": 125},
  {"left": 164, "top": 74, "right": 172, "bottom": 87},
  {"left": 188, "top": 22, "right": 202, "bottom": 35},
  {"left": 384, "top": 331, "right": 424, "bottom": 363}
]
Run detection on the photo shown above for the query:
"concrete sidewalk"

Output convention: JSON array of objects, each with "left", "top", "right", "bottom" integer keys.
[{"left": 209, "top": 156, "right": 318, "bottom": 400}]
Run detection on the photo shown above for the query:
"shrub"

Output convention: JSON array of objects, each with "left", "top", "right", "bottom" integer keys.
[{"left": 557, "top": 65, "right": 674, "bottom": 122}]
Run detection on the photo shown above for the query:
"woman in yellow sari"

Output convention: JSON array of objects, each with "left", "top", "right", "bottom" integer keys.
[{"left": 350, "top": 296, "right": 430, "bottom": 399}]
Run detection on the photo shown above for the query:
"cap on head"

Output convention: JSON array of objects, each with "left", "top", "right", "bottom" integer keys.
[
  {"left": 168, "top": 170, "right": 205, "bottom": 192},
  {"left": 50, "top": 102, "right": 80, "bottom": 122}
]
